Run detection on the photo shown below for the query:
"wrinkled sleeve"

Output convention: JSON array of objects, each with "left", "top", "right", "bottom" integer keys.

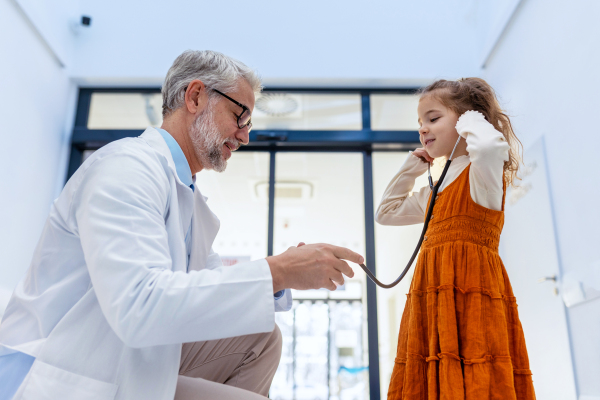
[
  {"left": 375, "top": 153, "right": 431, "bottom": 226},
  {"left": 73, "top": 152, "right": 275, "bottom": 348},
  {"left": 455, "top": 111, "right": 510, "bottom": 211},
  {"left": 208, "top": 248, "right": 292, "bottom": 313}
]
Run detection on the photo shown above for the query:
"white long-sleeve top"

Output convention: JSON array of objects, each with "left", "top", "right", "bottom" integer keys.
[{"left": 376, "top": 111, "right": 510, "bottom": 226}]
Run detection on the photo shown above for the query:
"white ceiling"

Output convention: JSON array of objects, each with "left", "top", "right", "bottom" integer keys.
[{"left": 65, "top": 0, "right": 497, "bottom": 85}]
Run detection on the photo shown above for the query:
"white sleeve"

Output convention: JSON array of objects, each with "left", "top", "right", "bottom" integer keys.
[
  {"left": 74, "top": 153, "right": 275, "bottom": 348},
  {"left": 375, "top": 153, "right": 431, "bottom": 226},
  {"left": 455, "top": 111, "right": 510, "bottom": 211},
  {"left": 274, "top": 289, "right": 293, "bottom": 312},
  {"left": 207, "top": 247, "right": 292, "bottom": 313}
]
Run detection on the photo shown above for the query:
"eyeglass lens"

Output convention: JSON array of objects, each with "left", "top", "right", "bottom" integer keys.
[{"left": 238, "top": 109, "right": 252, "bottom": 131}]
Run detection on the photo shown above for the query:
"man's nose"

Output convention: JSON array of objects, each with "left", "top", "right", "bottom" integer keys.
[{"left": 236, "top": 128, "right": 250, "bottom": 146}]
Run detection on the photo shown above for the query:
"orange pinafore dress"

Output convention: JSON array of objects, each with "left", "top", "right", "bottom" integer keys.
[{"left": 387, "top": 164, "right": 536, "bottom": 400}]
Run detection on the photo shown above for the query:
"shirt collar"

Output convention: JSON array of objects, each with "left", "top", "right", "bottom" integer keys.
[{"left": 155, "top": 128, "right": 194, "bottom": 189}]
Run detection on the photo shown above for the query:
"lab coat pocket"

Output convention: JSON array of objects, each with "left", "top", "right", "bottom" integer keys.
[{"left": 19, "top": 360, "right": 118, "bottom": 400}]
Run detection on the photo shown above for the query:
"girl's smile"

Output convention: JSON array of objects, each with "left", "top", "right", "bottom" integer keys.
[{"left": 417, "top": 94, "right": 468, "bottom": 160}]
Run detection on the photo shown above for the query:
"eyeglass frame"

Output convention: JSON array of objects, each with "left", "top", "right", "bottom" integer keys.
[
  {"left": 182, "top": 84, "right": 253, "bottom": 131},
  {"left": 211, "top": 89, "right": 253, "bottom": 132}
]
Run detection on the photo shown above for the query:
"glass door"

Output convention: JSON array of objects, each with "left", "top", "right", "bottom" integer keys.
[
  {"left": 371, "top": 152, "right": 433, "bottom": 398},
  {"left": 268, "top": 152, "right": 369, "bottom": 400}
]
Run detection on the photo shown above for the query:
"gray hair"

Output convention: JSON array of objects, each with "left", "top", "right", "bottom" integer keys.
[{"left": 161, "top": 50, "right": 262, "bottom": 117}]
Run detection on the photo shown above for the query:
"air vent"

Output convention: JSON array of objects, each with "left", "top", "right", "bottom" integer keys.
[{"left": 254, "top": 181, "right": 314, "bottom": 200}]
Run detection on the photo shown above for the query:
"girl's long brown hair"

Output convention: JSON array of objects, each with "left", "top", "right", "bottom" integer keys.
[{"left": 419, "top": 78, "right": 522, "bottom": 186}]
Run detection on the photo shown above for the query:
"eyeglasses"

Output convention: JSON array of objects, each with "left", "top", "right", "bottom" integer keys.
[{"left": 211, "top": 89, "right": 253, "bottom": 132}]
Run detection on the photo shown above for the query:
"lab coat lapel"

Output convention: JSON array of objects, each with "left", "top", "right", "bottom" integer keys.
[
  {"left": 188, "top": 190, "right": 220, "bottom": 271},
  {"left": 140, "top": 128, "right": 195, "bottom": 272}
]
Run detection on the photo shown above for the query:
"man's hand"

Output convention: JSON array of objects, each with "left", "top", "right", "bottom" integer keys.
[{"left": 266, "top": 243, "right": 364, "bottom": 293}]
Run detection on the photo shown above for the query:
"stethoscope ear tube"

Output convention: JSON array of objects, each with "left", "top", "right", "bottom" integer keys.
[{"left": 359, "top": 136, "right": 462, "bottom": 289}]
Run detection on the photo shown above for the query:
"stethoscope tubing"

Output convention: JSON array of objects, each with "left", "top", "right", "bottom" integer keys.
[{"left": 359, "top": 136, "right": 462, "bottom": 289}]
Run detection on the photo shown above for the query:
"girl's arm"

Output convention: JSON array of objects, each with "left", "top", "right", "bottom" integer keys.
[
  {"left": 455, "top": 111, "right": 510, "bottom": 211},
  {"left": 375, "top": 153, "right": 431, "bottom": 226}
]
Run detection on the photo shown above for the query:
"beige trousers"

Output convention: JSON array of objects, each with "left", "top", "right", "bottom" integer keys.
[{"left": 174, "top": 324, "right": 282, "bottom": 400}]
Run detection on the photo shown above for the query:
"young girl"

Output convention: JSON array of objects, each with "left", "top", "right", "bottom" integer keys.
[{"left": 376, "top": 78, "right": 536, "bottom": 400}]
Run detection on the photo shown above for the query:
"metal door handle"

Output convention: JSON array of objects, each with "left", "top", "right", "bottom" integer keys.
[{"left": 537, "top": 275, "right": 557, "bottom": 283}]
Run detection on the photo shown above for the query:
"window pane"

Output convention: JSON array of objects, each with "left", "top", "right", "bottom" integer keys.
[
  {"left": 88, "top": 93, "right": 163, "bottom": 129},
  {"left": 270, "top": 152, "right": 369, "bottom": 400},
  {"left": 195, "top": 152, "right": 270, "bottom": 261},
  {"left": 87, "top": 92, "right": 363, "bottom": 131},
  {"left": 370, "top": 94, "right": 420, "bottom": 131},
  {"left": 371, "top": 152, "right": 432, "bottom": 397},
  {"left": 252, "top": 93, "right": 362, "bottom": 130}
]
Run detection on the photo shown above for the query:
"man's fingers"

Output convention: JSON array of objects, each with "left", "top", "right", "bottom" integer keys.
[
  {"left": 331, "top": 271, "right": 345, "bottom": 287},
  {"left": 328, "top": 245, "right": 364, "bottom": 265},
  {"left": 332, "top": 259, "right": 354, "bottom": 278},
  {"left": 326, "top": 280, "right": 337, "bottom": 291}
]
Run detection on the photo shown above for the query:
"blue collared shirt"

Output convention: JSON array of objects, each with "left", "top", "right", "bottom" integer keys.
[{"left": 156, "top": 128, "right": 194, "bottom": 190}]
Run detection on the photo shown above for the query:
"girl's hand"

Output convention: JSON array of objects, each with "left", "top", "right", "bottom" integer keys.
[
  {"left": 412, "top": 147, "right": 434, "bottom": 164},
  {"left": 456, "top": 110, "right": 498, "bottom": 139}
]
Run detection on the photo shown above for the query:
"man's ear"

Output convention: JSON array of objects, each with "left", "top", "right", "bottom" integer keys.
[{"left": 184, "top": 80, "right": 209, "bottom": 115}]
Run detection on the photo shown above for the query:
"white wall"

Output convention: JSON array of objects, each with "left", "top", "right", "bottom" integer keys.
[
  {"left": 11, "top": 0, "right": 80, "bottom": 66},
  {"left": 481, "top": 0, "right": 600, "bottom": 397},
  {"left": 72, "top": 0, "right": 481, "bottom": 87},
  {"left": 0, "top": 0, "right": 76, "bottom": 315}
]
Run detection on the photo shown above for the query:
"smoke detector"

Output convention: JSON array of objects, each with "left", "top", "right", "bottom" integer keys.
[{"left": 255, "top": 93, "right": 299, "bottom": 116}]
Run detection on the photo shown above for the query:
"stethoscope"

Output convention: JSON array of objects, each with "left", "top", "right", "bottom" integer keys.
[{"left": 358, "top": 136, "right": 463, "bottom": 289}]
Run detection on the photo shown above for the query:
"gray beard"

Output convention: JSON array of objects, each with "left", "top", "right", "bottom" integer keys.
[{"left": 190, "top": 106, "right": 228, "bottom": 173}]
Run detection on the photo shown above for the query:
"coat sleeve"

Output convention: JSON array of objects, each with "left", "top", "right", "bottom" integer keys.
[
  {"left": 375, "top": 153, "right": 431, "bottom": 226},
  {"left": 207, "top": 247, "right": 292, "bottom": 312},
  {"left": 73, "top": 151, "right": 275, "bottom": 348}
]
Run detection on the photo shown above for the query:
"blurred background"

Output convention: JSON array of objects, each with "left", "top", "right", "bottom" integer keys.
[{"left": 1, "top": 0, "right": 599, "bottom": 399}]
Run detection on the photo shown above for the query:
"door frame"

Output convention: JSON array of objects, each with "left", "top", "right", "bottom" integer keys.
[{"left": 68, "top": 86, "right": 421, "bottom": 399}]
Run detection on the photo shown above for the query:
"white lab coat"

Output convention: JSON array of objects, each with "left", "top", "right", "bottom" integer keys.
[{"left": 0, "top": 128, "right": 291, "bottom": 400}]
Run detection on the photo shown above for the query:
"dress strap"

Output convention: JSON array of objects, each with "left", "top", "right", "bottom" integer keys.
[{"left": 501, "top": 174, "right": 507, "bottom": 211}]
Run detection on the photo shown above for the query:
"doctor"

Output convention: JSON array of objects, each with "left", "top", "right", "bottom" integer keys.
[{"left": 0, "top": 50, "right": 363, "bottom": 400}]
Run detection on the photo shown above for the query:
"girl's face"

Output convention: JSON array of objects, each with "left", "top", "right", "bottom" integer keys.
[{"left": 417, "top": 94, "right": 466, "bottom": 159}]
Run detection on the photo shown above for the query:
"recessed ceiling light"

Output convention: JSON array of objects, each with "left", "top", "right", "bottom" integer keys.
[{"left": 255, "top": 93, "right": 299, "bottom": 116}]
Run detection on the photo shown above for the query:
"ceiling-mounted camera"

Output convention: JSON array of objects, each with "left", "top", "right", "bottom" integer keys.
[{"left": 70, "top": 15, "right": 92, "bottom": 34}]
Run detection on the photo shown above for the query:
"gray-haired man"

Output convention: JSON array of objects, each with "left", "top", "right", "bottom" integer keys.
[{"left": 0, "top": 50, "right": 363, "bottom": 400}]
